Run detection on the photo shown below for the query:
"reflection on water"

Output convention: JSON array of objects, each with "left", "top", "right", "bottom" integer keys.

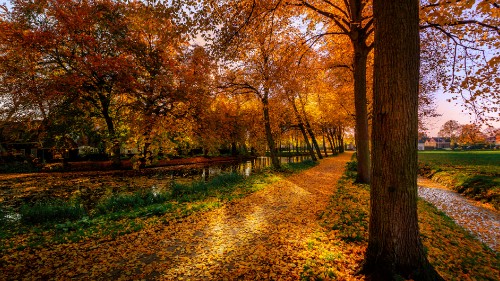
[
  {"left": 1, "top": 156, "right": 311, "bottom": 214},
  {"left": 171, "top": 155, "right": 311, "bottom": 184}
]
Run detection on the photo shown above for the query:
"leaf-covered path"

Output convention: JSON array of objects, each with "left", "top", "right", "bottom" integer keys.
[
  {"left": 1, "top": 153, "right": 352, "bottom": 280},
  {"left": 418, "top": 178, "right": 500, "bottom": 252}
]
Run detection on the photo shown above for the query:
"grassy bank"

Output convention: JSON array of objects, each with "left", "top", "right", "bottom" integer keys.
[
  {"left": 418, "top": 151, "right": 500, "bottom": 210},
  {"left": 299, "top": 161, "right": 499, "bottom": 280},
  {"left": 0, "top": 160, "right": 317, "bottom": 252}
]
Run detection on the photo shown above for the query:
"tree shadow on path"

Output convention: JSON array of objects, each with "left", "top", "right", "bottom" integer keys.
[{"left": 1, "top": 153, "right": 352, "bottom": 280}]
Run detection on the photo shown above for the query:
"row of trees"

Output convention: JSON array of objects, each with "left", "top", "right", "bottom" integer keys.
[
  {"left": 1, "top": 0, "right": 498, "bottom": 279},
  {"left": 0, "top": 0, "right": 349, "bottom": 168},
  {"left": 437, "top": 120, "right": 499, "bottom": 147},
  {"left": 202, "top": 0, "right": 499, "bottom": 183}
]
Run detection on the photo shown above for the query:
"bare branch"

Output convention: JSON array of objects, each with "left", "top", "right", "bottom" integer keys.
[
  {"left": 420, "top": 23, "right": 493, "bottom": 50},
  {"left": 420, "top": 20, "right": 500, "bottom": 35},
  {"left": 296, "top": 31, "right": 348, "bottom": 65},
  {"left": 362, "top": 17, "right": 374, "bottom": 34},
  {"left": 329, "top": 64, "right": 354, "bottom": 73},
  {"left": 420, "top": 0, "right": 462, "bottom": 10},
  {"left": 218, "top": 81, "right": 261, "bottom": 99}
]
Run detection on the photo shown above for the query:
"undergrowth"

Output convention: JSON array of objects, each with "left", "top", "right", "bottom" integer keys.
[
  {"left": 418, "top": 151, "right": 499, "bottom": 210},
  {"left": 418, "top": 160, "right": 499, "bottom": 210},
  {"left": 301, "top": 160, "right": 500, "bottom": 280},
  {"left": 20, "top": 200, "right": 86, "bottom": 225}
]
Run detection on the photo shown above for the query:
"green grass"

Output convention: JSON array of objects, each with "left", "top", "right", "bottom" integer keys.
[
  {"left": 418, "top": 151, "right": 500, "bottom": 174},
  {"left": 20, "top": 200, "right": 86, "bottom": 225},
  {"left": 418, "top": 151, "right": 499, "bottom": 209},
  {"left": 281, "top": 159, "right": 318, "bottom": 172},
  {"left": 171, "top": 172, "right": 245, "bottom": 200},
  {"left": 95, "top": 190, "right": 171, "bottom": 215},
  {"left": 303, "top": 167, "right": 499, "bottom": 281}
]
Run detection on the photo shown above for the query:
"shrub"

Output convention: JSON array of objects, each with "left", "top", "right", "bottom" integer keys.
[
  {"left": 20, "top": 200, "right": 86, "bottom": 225},
  {"left": 172, "top": 172, "right": 245, "bottom": 198},
  {"left": 346, "top": 160, "right": 357, "bottom": 172},
  {"left": 95, "top": 190, "right": 170, "bottom": 215},
  {"left": 171, "top": 182, "right": 193, "bottom": 198},
  {"left": 281, "top": 159, "right": 318, "bottom": 172},
  {"left": 209, "top": 172, "right": 244, "bottom": 187},
  {"left": 0, "top": 206, "right": 7, "bottom": 225}
]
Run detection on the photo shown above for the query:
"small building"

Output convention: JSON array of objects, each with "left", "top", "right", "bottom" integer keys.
[
  {"left": 418, "top": 139, "right": 425, "bottom": 151},
  {"left": 486, "top": 135, "right": 500, "bottom": 148},
  {"left": 0, "top": 121, "right": 78, "bottom": 162},
  {"left": 424, "top": 137, "right": 451, "bottom": 150}
]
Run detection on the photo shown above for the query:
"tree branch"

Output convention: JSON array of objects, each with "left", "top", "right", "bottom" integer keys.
[
  {"left": 295, "top": 1, "right": 350, "bottom": 34},
  {"left": 420, "top": 20, "right": 499, "bottom": 35},
  {"left": 320, "top": 0, "right": 349, "bottom": 19},
  {"left": 420, "top": 0, "right": 462, "bottom": 10}
]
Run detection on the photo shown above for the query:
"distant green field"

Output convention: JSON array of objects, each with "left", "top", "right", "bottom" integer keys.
[
  {"left": 418, "top": 151, "right": 500, "bottom": 175},
  {"left": 418, "top": 151, "right": 499, "bottom": 209}
]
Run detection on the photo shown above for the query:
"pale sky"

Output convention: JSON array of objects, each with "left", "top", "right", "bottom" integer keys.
[{"left": 425, "top": 92, "right": 500, "bottom": 137}]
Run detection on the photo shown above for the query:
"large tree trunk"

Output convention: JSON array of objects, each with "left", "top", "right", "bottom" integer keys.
[
  {"left": 325, "top": 129, "right": 336, "bottom": 155},
  {"left": 305, "top": 121, "right": 323, "bottom": 159},
  {"left": 348, "top": 0, "right": 371, "bottom": 183},
  {"left": 336, "top": 126, "right": 345, "bottom": 153},
  {"left": 262, "top": 94, "right": 280, "bottom": 169},
  {"left": 363, "top": 0, "right": 443, "bottom": 280},
  {"left": 328, "top": 128, "right": 339, "bottom": 154},
  {"left": 352, "top": 44, "right": 371, "bottom": 183},
  {"left": 295, "top": 131, "right": 300, "bottom": 154},
  {"left": 140, "top": 122, "right": 154, "bottom": 169},
  {"left": 322, "top": 134, "right": 328, "bottom": 157}
]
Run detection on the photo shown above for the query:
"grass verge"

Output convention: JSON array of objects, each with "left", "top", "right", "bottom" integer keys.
[
  {"left": 299, "top": 163, "right": 499, "bottom": 280},
  {"left": 418, "top": 151, "right": 499, "bottom": 210}
]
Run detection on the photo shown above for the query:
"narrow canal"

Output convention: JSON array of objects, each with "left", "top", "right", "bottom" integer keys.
[{"left": 0, "top": 156, "right": 312, "bottom": 211}]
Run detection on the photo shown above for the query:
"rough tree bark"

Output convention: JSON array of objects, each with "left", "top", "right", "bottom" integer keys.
[
  {"left": 363, "top": 0, "right": 443, "bottom": 280},
  {"left": 352, "top": 44, "right": 371, "bottom": 183},
  {"left": 349, "top": 0, "right": 372, "bottom": 184}
]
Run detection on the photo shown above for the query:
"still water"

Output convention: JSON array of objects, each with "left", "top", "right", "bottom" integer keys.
[
  {"left": 160, "top": 155, "right": 311, "bottom": 184},
  {"left": 0, "top": 155, "right": 312, "bottom": 217}
]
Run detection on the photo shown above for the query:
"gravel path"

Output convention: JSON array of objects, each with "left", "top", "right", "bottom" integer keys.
[{"left": 418, "top": 178, "right": 499, "bottom": 252}]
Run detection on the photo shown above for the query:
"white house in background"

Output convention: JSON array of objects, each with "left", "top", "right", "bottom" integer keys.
[
  {"left": 424, "top": 137, "right": 451, "bottom": 149},
  {"left": 418, "top": 139, "right": 425, "bottom": 151}
]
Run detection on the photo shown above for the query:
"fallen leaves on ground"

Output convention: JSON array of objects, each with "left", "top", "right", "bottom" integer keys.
[
  {"left": 418, "top": 181, "right": 499, "bottom": 252},
  {"left": 2, "top": 153, "right": 360, "bottom": 280},
  {"left": 1, "top": 152, "right": 498, "bottom": 280}
]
